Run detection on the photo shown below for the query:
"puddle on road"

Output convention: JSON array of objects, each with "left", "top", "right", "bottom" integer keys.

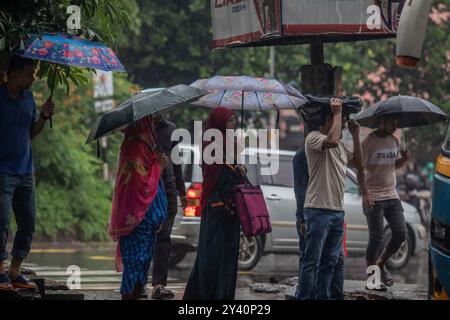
[{"left": 18, "top": 242, "right": 428, "bottom": 290}]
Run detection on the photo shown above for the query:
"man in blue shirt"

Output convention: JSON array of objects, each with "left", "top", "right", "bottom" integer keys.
[{"left": 0, "top": 56, "right": 55, "bottom": 291}]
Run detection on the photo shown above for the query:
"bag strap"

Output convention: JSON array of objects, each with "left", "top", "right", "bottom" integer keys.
[
  {"left": 241, "top": 174, "right": 253, "bottom": 187},
  {"left": 226, "top": 164, "right": 253, "bottom": 187}
]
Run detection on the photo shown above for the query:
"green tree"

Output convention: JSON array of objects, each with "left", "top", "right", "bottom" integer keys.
[
  {"left": 0, "top": 0, "right": 138, "bottom": 92},
  {"left": 30, "top": 73, "right": 140, "bottom": 241}
]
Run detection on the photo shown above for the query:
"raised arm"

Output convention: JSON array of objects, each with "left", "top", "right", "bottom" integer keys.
[{"left": 322, "top": 98, "right": 343, "bottom": 150}]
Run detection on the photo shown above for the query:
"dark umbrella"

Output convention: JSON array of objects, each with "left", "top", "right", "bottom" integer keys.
[
  {"left": 355, "top": 95, "right": 448, "bottom": 129},
  {"left": 86, "top": 84, "right": 207, "bottom": 144},
  {"left": 300, "top": 95, "right": 363, "bottom": 130}
]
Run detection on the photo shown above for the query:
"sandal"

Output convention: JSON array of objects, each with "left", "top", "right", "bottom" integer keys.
[
  {"left": 0, "top": 273, "right": 14, "bottom": 291},
  {"left": 381, "top": 266, "right": 394, "bottom": 287},
  {"left": 11, "top": 274, "right": 37, "bottom": 290}
]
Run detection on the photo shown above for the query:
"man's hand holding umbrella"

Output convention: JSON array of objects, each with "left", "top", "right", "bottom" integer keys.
[
  {"left": 396, "top": 150, "right": 411, "bottom": 169},
  {"left": 31, "top": 98, "right": 56, "bottom": 139},
  {"left": 40, "top": 99, "right": 56, "bottom": 120}
]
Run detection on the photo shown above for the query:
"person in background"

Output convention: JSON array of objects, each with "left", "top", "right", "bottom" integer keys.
[
  {"left": 149, "top": 113, "right": 187, "bottom": 300},
  {"left": 0, "top": 56, "right": 55, "bottom": 291},
  {"left": 360, "top": 114, "right": 410, "bottom": 290}
]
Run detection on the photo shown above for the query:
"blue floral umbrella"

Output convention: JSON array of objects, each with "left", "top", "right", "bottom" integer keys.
[
  {"left": 18, "top": 32, "right": 126, "bottom": 72},
  {"left": 17, "top": 32, "right": 126, "bottom": 127}
]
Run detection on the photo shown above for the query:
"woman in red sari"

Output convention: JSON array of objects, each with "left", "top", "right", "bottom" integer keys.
[
  {"left": 108, "top": 116, "right": 169, "bottom": 300},
  {"left": 183, "top": 107, "right": 246, "bottom": 300}
]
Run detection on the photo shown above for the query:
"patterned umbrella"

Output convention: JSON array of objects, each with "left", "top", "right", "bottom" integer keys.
[
  {"left": 191, "top": 76, "right": 307, "bottom": 111},
  {"left": 191, "top": 76, "right": 307, "bottom": 130},
  {"left": 17, "top": 33, "right": 126, "bottom": 127},
  {"left": 18, "top": 32, "right": 125, "bottom": 72}
]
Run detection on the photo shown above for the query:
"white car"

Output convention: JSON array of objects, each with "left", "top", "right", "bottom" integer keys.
[{"left": 170, "top": 145, "right": 427, "bottom": 270}]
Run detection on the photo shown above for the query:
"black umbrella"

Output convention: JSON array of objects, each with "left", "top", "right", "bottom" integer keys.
[
  {"left": 355, "top": 95, "right": 448, "bottom": 129},
  {"left": 299, "top": 95, "right": 363, "bottom": 130},
  {"left": 86, "top": 84, "right": 207, "bottom": 144}
]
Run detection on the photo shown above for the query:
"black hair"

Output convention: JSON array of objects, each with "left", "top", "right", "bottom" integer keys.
[
  {"left": 7, "top": 55, "right": 36, "bottom": 74},
  {"left": 376, "top": 114, "right": 398, "bottom": 126}
]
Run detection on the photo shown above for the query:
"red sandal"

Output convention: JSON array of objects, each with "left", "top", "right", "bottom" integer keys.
[
  {"left": 0, "top": 273, "right": 14, "bottom": 291},
  {"left": 11, "top": 274, "right": 37, "bottom": 290}
]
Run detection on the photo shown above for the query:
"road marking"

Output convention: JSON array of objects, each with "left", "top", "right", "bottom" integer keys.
[
  {"left": 346, "top": 224, "right": 369, "bottom": 231},
  {"left": 88, "top": 256, "right": 115, "bottom": 261},
  {"left": 238, "top": 271, "right": 255, "bottom": 275},
  {"left": 30, "top": 248, "right": 79, "bottom": 253},
  {"left": 271, "top": 221, "right": 296, "bottom": 227}
]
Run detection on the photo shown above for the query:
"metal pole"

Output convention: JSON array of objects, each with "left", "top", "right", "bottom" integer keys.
[
  {"left": 241, "top": 90, "right": 244, "bottom": 133},
  {"left": 310, "top": 41, "right": 324, "bottom": 66},
  {"left": 269, "top": 46, "right": 275, "bottom": 78},
  {"left": 101, "top": 137, "right": 109, "bottom": 181},
  {"left": 269, "top": 46, "right": 278, "bottom": 130}
]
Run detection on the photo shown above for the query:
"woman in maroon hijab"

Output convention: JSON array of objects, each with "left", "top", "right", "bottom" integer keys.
[{"left": 183, "top": 107, "right": 246, "bottom": 300}]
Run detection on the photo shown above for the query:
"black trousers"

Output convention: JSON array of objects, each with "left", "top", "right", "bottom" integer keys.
[
  {"left": 363, "top": 199, "right": 407, "bottom": 264},
  {"left": 151, "top": 193, "right": 178, "bottom": 286}
]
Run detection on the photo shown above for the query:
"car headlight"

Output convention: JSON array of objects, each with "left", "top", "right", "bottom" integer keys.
[
  {"left": 431, "top": 218, "right": 450, "bottom": 253},
  {"left": 432, "top": 220, "right": 446, "bottom": 241}
]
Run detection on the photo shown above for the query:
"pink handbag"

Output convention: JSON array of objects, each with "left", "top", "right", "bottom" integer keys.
[{"left": 234, "top": 176, "right": 272, "bottom": 237}]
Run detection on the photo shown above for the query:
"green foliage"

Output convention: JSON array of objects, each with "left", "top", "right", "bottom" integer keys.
[
  {"left": 31, "top": 73, "right": 139, "bottom": 241},
  {"left": 0, "top": 0, "right": 138, "bottom": 92}
]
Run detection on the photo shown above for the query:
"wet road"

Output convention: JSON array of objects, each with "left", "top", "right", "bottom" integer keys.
[{"left": 21, "top": 242, "right": 428, "bottom": 292}]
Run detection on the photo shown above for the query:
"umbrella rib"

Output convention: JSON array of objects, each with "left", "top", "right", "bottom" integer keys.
[
  {"left": 217, "top": 90, "right": 227, "bottom": 107},
  {"left": 255, "top": 91, "right": 263, "bottom": 112},
  {"left": 94, "top": 47, "right": 109, "bottom": 71},
  {"left": 287, "top": 96, "right": 297, "bottom": 110}
]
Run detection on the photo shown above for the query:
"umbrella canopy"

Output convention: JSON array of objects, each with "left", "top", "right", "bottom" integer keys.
[
  {"left": 355, "top": 95, "right": 448, "bottom": 129},
  {"left": 17, "top": 32, "right": 126, "bottom": 128},
  {"left": 17, "top": 33, "right": 126, "bottom": 72},
  {"left": 86, "top": 84, "right": 207, "bottom": 144},
  {"left": 190, "top": 75, "right": 307, "bottom": 110},
  {"left": 300, "top": 95, "right": 363, "bottom": 129}
]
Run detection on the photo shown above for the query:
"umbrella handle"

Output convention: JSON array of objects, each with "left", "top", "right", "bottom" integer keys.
[
  {"left": 276, "top": 109, "right": 280, "bottom": 130},
  {"left": 241, "top": 91, "right": 244, "bottom": 132},
  {"left": 48, "top": 65, "right": 57, "bottom": 129},
  {"left": 402, "top": 129, "right": 406, "bottom": 152}
]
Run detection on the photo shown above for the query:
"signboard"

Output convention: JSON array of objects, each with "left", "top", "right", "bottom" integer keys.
[
  {"left": 212, "top": 0, "right": 405, "bottom": 48},
  {"left": 93, "top": 70, "right": 114, "bottom": 98},
  {"left": 93, "top": 70, "right": 114, "bottom": 114},
  {"left": 94, "top": 99, "right": 115, "bottom": 113}
]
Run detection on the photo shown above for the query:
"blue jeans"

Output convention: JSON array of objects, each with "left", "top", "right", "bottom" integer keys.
[
  {"left": 329, "top": 248, "right": 345, "bottom": 300},
  {"left": 296, "top": 217, "right": 345, "bottom": 300},
  {"left": 297, "top": 208, "right": 345, "bottom": 300},
  {"left": 0, "top": 173, "right": 36, "bottom": 262}
]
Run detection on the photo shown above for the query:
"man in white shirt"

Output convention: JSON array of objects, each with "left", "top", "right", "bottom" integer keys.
[{"left": 297, "top": 98, "right": 362, "bottom": 300}]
